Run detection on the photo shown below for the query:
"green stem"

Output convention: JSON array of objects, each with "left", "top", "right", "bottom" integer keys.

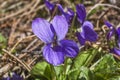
[
  {"left": 82, "top": 48, "right": 99, "bottom": 67},
  {"left": 90, "top": 56, "right": 103, "bottom": 70},
  {"left": 59, "top": 58, "right": 69, "bottom": 80},
  {"left": 69, "top": 13, "right": 77, "bottom": 39},
  {"left": 71, "top": 13, "right": 76, "bottom": 29},
  {"left": 63, "top": 58, "right": 68, "bottom": 80},
  {"left": 84, "top": 49, "right": 97, "bottom": 67},
  {"left": 50, "top": 64, "right": 58, "bottom": 80}
]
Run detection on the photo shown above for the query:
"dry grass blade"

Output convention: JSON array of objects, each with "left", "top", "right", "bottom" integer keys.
[{"left": 2, "top": 49, "right": 31, "bottom": 72}]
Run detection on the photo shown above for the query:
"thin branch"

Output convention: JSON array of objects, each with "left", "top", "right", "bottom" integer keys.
[
  {"left": 0, "top": 0, "right": 35, "bottom": 22},
  {"left": 87, "top": 3, "right": 120, "bottom": 17},
  {"left": 2, "top": 49, "right": 31, "bottom": 72},
  {"left": 10, "top": 35, "right": 36, "bottom": 53}
]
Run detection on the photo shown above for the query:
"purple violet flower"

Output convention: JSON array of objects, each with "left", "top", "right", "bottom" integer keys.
[
  {"left": 45, "top": 2, "right": 98, "bottom": 45},
  {"left": 2, "top": 77, "right": 10, "bottom": 80},
  {"left": 32, "top": 15, "right": 79, "bottom": 66},
  {"left": 2, "top": 73, "right": 23, "bottom": 80},
  {"left": 76, "top": 4, "right": 86, "bottom": 24},
  {"left": 45, "top": 0, "right": 55, "bottom": 12},
  {"left": 111, "top": 48, "right": 120, "bottom": 56},
  {"left": 76, "top": 4, "right": 98, "bottom": 45},
  {"left": 105, "top": 21, "right": 120, "bottom": 56},
  {"left": 104, "top": 21, "right": 113, "bottom": 29},
  {"left": 104, "top": 21, "right": 115, "bottom": 40},
  {"left": 45, "top": 0, "right": 74, "bottom": 24},
  {"left": 117, "top": 27, "right": 120, "bottom": 47}
]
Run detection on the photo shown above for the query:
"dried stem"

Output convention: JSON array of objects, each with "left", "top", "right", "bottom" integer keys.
[
  {"left": 2, "top": 49, "right": 31, "bottom": 72},
  {"left": 87, "top": 3, "right": 120, "bottom": 17}
]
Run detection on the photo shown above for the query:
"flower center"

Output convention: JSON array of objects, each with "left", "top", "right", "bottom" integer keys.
[{"left": 52, "top": 35, "right": 58, "bottom": 47}]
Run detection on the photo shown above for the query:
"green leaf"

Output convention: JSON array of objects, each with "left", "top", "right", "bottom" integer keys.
[
  {"left": 55, "top": 58, "right": 72, "bottom": 80},
  {"left": 94, "top": 54, "right": 116, "bottom": 71},
  {"left": 67, "top": 68, "right": 80, "bottom": 80},
  {"left": 44, "top": 65, "right": 56, "bottom": 80},
  {"left": 68, "top": 48, "right": 97, "bottom": 80},
  {"left": 79, "top": 66, "right": 94, "bottom": 80},
  {"left": 0, "top": 33, "right": 7, "bottom": 54},
  {"left": 109, "top": 76, "right": 120, "bottom": 80},
  {"left": 72, "top": 48, "right": 97, "bottom": 69},
  {"left": 31, "top": 62, "right": 58, "bottom": 80},
  {"left": 35, "top": 78, "right": 41, "bottom": 80},
  {"left": 92, "top": 54, "right": 120, "bottom": 80},
  {"left": 54, "top": 65, "right": 64, "bottom": 76},
  {"left": 0, "top": 33, "right": 6, "bottom": 49},
  {"left": 30, "top": 61, "right": 49, "bottom": 80},
  {"left": 0, "top": 33, "right": 6, "bottom": 43},
  {"left": 68, "top": 67, "right": 94, "bottom": 80}
]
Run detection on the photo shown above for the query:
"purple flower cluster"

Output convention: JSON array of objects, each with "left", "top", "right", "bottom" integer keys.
[
  {"left": 2, "top": 73, "right": 23, "bottom": 80},
  {"left": 32, "top": 16, "right": 79, "bottom": 66},
  {"left": 32, "top": 0, "right": 98, "bottom": 66},
  {"left": 76, "top": 4, "right": 98, "bottom": 45},
  {"left": 105, "top": 21, "right": 120, "bottom": 56},
  {"left": 45, "top": 0, "right": 98, "bottom": 45},
  {"left": 45, "top": 0, "right": 74, "bottom": 24}
]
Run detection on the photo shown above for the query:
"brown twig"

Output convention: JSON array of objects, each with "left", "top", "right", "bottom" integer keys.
[
  {"left": 28, "top": 42, "right": 43, "bottom": 52},
  {"left": 10, "top": 38, "right": 23, "bottom": 53},
  {"left": 96, "top": 8, "right": 110, "bottom": 28},
  {"left": 25, "top": 39, "right": 38, "bottom": 50},
  {"left": 8, "top": 18, "right": 21, "bottom": 46},
  {"left": 0, "top": 63, "right": 13, "bottom": 76},
  {"left": 87, "top": 3, "right": 120, "bottom": 17},
  {"left": 19, "top": 0, "right": 40, "bottom": 18},
  {"left": 2, "top": 49, "right": 31, "bottom": 72},
  {"left": 10, "top": 35, "right": 35, "bottom": 53},
  {"left": 0, "top": 0, "right": 35, "bottom": 22},
  {"left": 28, "top": 57, "right": 38, "bottom": 66}
]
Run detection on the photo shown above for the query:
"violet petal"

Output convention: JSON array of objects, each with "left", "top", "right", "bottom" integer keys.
[
  {"left": 107, "top": 29, "right": 114, "bottom": 40},
  {"left": 58, "top": 5, "right": 74, "bottom": 23},
  {"left": 117, "top": 27, "right": 120, "bottom": 35},
  {"left": 43, "top": 44, "right": 64, "bottom": 66},
  {"left": 76, "top": 32, "right": 86, "bottom": 45},
  {"left": 11, "top": 73, "right": 23, "bottom": 80},
  {"left": 65, "top": 8, "right": 74, "bottom": 24},
  {"left": 45, "top": 0, "right": 55, "bottom": 11},
  {"left": 111, "top": 48, "right": 120, "bottom": 56},
  {"left": 76, "top": 4, "right": 86, "bottom": 24},
  {"left": 104, "top": 21, "right": 113, "bottom": 29},
  {"left": 32, "top": 18, "right": 54, "bottom": 43},
  {"left": 57, "top": 4, "right": 64, "bottom": 14},
  {"left": 51, "top": 15, "right": 68, "bottom": 41},
  {"left": 82, "top": 21, "right": 98, "bottom": 42},
  {"left": 60, "top": 40, "right": 79, "bottom": 57}
]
